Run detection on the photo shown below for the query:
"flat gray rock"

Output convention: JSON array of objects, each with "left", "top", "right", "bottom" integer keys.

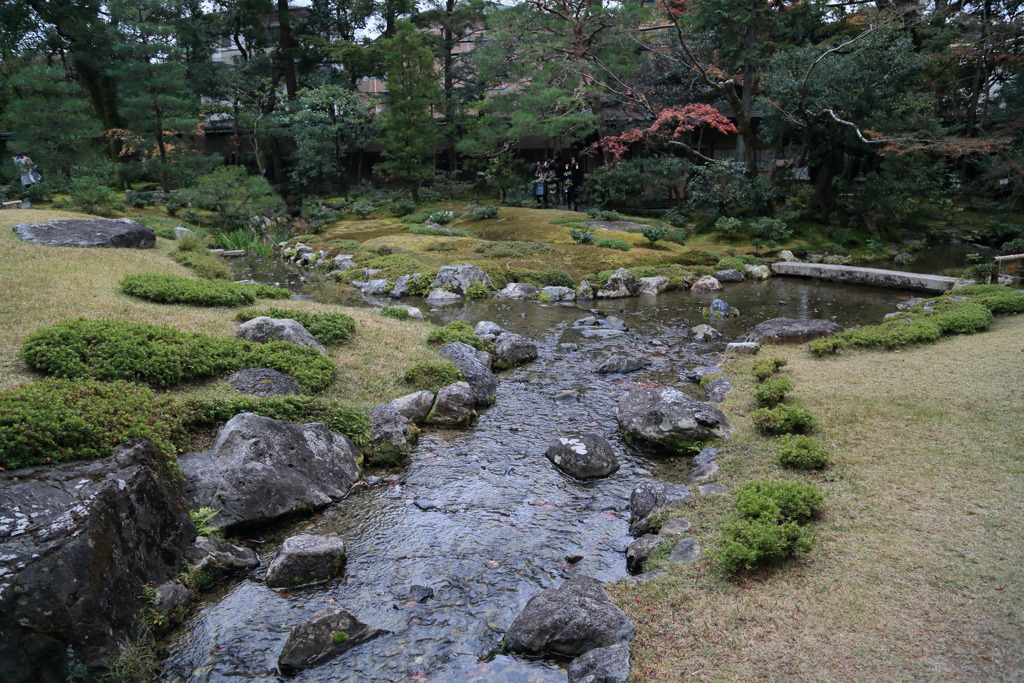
[
  {"left": 12, "top": 218, "right": 156, "bottom": 248},
  {"left": 668, "top": 538, "right": 701, "bottom": 564},
  {"left": 568, "top": 641, "right": 631, "bottom": 683},
  {"left": 745, "top": 317, "right": 844, "bottom": 344},
  {"left": 278, "top": 607, "right": 387, "bottom": 675},
  {"left": 265, "top": 534, "right": 346, "bottom": 588},
  {"left": 596, "top": 355, "right": 647, "bottom": 374},
  {"left": 684, "top": 462, "right": 719, "bottom": 485},
  {"left": 227, "top": 368, "right": 303, "bottom": 397}
]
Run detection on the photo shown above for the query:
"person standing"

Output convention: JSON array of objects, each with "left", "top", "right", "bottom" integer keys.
[
  {"left": 563, "top": 157, "right": 584, "bottom": 212},
  {"left": 548, "top": 152, "right": 564, "bottom": 206},
  {"left": 533, "top": 159, "right": 552, "bottom": 208}
]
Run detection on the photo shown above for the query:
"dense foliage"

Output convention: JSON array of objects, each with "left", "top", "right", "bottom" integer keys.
[
  {"left": 236, "top": 307, "right": 357, "bottom": 345},
  {"left": 121, "top": 274, "right": 292, "bottom": 307}
]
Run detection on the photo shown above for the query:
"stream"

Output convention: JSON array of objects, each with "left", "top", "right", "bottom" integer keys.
[{"left": 160, "top": 270, "right": 924, "bottom": 682}]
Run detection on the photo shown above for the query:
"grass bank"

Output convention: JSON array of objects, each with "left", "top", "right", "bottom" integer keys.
[
  {"left": 0, "top": 208, "right": 439, "bottom": 406},
  {"left": 610, "top": 315, "right": 1024, "bottom": 680}
]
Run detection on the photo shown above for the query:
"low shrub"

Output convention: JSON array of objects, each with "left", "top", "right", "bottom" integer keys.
[
  {"left": 777, "top": 434, "right": 831, "bottom": 470},
  {"left": 715, "top": 515, "right": 812, "bottom": 575},
  {"left": 425, "top": 320, "right": 494, "bottom": 351},
  {"left": 350, "top": 197, "right": 378, "bottom": 219},
  {"left": 570, "top": 226, "right": 595, "bottom": 244},
  {"left": 714, "top": 216, "right": 743, "bottom": 237},
  {"left": 57, "top": 176, "right": 125, "bottom": 217},
  {"left": 750, "top": 404, "right": 817, "bottom": 435},
  {"left": 751, "top": 356, "right": 787, "bottom": 381},
  {"left": 716, "top": 256, "right": 745, "bottom": 271},
  {"left": 425, "top": 241, "right": 459, "bottom": 252},
  {"left": 955, "top": 284, "right": 1024, "bottom": 314},
  {"left": 182, "top": 395, "right": 369, "bottom": 447},
  {"left": 402, "top": 360, "right": 464, "bottom": 390},
  {"left": 0, "top": 379, "right": 185, "bottom": 469},
  {"left": 464, "top": 281, "right": 492, "bottom": 300},
  {"left": 236, "top": 307, "right": 357, "bottom": 345},
  {"left": 121, "top": 274, "right": 292, "bottom": 307},
  {"left": 807, "top": 336, "right": 848, "bottom": 356},
  {"left": 20, "top": 318, "right": 336, "bottom": 392},
  {"left": 843, "top": 318, "right": 942, "bottom": 349},
  {"left": 677, "top": 249, "right": 721, "bottom": 266},
  {"left": 379, "top": 306, "right": 412, "bottom": 320},
  {"left": 664, "top": 207, "right": 689, "bottom": 228},
  {"left": 931, "top": 302, "right": 993, "bottom": 335},
  {"left": 473, "top": 241, "right": 553, "bottom": 258},
  {"left": 585, "top": 208, "right": 621, "bottom": 221},
  {"left": 406, "top": 225, "right": 472, "bottom": 237},
  {"left": 734, "top": 479, "right": 825, "bottom": 523},
  {"left": 428, "top": 210, "right": 455, "bottom": 225},
  {"left": 961, "top": 263, "right": 995, "bottom": 283},
  {"left": 126, "top": 191, "right": 153, "bottom": 208},
  {"left": 640, "top": 225, "right": 668, "bottom": 245},
  {"left": 594, "top": 237, "right": 631, "bottom": 251},
  {"left": 170, "top": 249, "right": 232, "bottom": 280},
  {"left": 388, "top": 199, "right": 417, "bottom": 216},
  {"left": 467, "top": 203, "right": 499, "bottom": 220},
  {"left": 753, "top": 376, "right": 794, "bottom": 408},
  {"left": 400, "top": 209, "right": 434, "bottom": 224},
  {"left": 663, "top": 228, "right": 688, "bottom": 246}
]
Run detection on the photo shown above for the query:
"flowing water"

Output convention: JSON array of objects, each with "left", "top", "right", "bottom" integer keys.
[{"left": 160, "top": 264, "right": 926, "bottom": 682}]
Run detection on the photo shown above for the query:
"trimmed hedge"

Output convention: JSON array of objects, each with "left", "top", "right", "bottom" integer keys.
[
  {"left": 425, "top": 321, "right": 495, "bottom": 352},
  {"left": 0, "top": 379, "right": 184, "bottom": 469},
  {"left": 181, "top": 396, "right": 370, "bottom": 447},
  {"left": 777, "top": 434, "right": 831, "bottom": 470},
  {"left": 750, "top": 404, "right": 817, "bottom": 435},
  {"left": 20, "top": 318, "right": 336, "bottom": 392},
  {"left": 236, "top": 307, "right": 357, "bottom": 345},
  {"left": 734, "top": 480, "right": 825, "bottom": 524},
  {"left": 121, "top": 273, "right": 291, "bottom": 307},
  {"left": 753, "top": 376, "right": 794, "bottom": 408}
]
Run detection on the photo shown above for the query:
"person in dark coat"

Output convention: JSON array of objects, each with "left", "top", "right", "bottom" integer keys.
[{"left": 563, "top": 157, "right": 584, "bottom": 212}]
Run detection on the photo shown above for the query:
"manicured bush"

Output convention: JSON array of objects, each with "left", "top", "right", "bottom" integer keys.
[
  {"left": 428, "top": 210, "right": 455, "bottom": 225},
  {"left": 806, "top": 336, "right": 848, "bottom": 356},
  {"left": 236, "top": 307, "right": 356, "bottom": 345},
  {"left": 843, "top": 318, "right": 943, "bottom": 349},
  {"left": 20, "top": 318, "right": 336, "bottom": 392},
  {"left": 678, "top": 249, "right": 721, "bottom": 266},
  {"left": 750, "top": 405, "right": 817, "bottom": 435},
  {"left": 379, "top": 306, "right": 412, "bottom": 320},
  {"left": 464, "top": 282, "right": 492, "bottom": 300},
  {"left": 473, "top": 241, "right": 552, "bottom": 258},
  {"left": 406, "top": 225, "right": 472, "bottom": 237},
  {"left": 664, "top": 207, "right": 689, "bottom": 228},
  {"left": 753, "top": 376, "right": 794, "bottom": 408},
  {"left": 170, "top": 249, "right": 232, "bottom": 280},
  {"left": 425, "top": 320, "right": 494, "bottom": 351},
  {"left": 467, "top": 203, "right": 499, "bottom": 220},
  {"left": 931, "top": 302, "right": 993, "bottom": 335},
  {"left": 402, "top": 360, "right": 464, "bottom": 390},
  {"left": 507, "top": 268, "right": 575, "bottom": 289},
  {"left": 735, "top": 480, "right": 825, "bottom": 523},
  {"left": 388, "top": 199, "right": 417, "bottom": 216},
  {"left": 594, "top": 237, "right": 631, "bottom": 251},
  {"left": 751, "top": 356, "right": 787, "bottom": 382},
  {"left": 640, "top": 225, "right": 668, "bottom": 245},
  {"left": 182, "top": 396, "right": 369, "bottom": 447},
  {"left": 956, "top": 284, "right": 1024, "bottom": 314},
  {"left": 777, "top": 434, "right": 831, "bottom": 470},
  {"left": 715, "top": 515, "right": 812, "bottom": 575},
  {"left": 716, "top": 256, "right": 745, "bottom": 271},
  {"left": 350, "top": 197, "right": 378, "bottom": 219},
  {"left": 57, "top": 176, "right": 125, "bottom": 217},
  {"left": 663, "top": 228, "right": 688, "bottom": 246},
  {"left": 121, "top": 273, "right": 292, "bottom": 307},
  {"left": 0, "top": 379, "right": 185, "bottom": 469},
  {"left": 570, "top": 226, "right": 595, "bottom": 244},
  {"left": 400, "top": 209, "right": 434, "bottom": 224}
]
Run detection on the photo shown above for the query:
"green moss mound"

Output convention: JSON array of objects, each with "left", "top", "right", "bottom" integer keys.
[
  {"left": 121, "top": 273, "right": 291, "bottom": 306},
  {"left": 20, "top": 318, "right": 336, "bottom": 392},
  {"left": 236, "top": 307, "right": 357, "bottom": 345},
  {"left": 777, "top": 434, "right": 831, "bottom": 471},
  {"left": 0, "top": 379, "right": 184, "bottom": 470},
  {"left": 182, "top": 396, "right": 369, "bottom": 447},
  {"left": 714, "top": 515, "right": 812, "bottom": 575},
  {"left": 402, "top": 360, "right": 464, "bottom": 390},
  {"left": 734, "top": 480, "right": 825, "bottom": 524},
  {"left": 425, "top": 321, "right": 494, "bottom": 352},
  {"left": 750, "top": 404, "right": 817, "bottom": 435},
  {"left": 594, "top": 237, "right": 631, "bottom": 251}
]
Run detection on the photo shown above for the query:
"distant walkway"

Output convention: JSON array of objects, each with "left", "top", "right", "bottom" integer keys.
[{"left": 771, "top": 262, "right": 960, "bottom": 292}]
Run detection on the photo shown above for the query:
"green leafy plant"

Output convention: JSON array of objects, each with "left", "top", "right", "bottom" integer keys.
[
  {"left": 754, "top": 376, "right": 794, "bottom": 408},
  {"left": 714, "top": 514, "right": 813, "bottom": 575},
  {"left": 58, "top": 175, "right": 125, "bottom": 216},
  {"left": 750, "top": 405, "right": 817, "bottom": 435},
  {"left": 189, "top": 507, "right": 222, "bottom": 538},
  {"left": 751, "top": 357, "right": 788, "bottom": 382},
  {"left": 388, "top": 199, "right": 417, "bottom": 216},
  {"left": 121, "top": 274, "right": 291, "bottom": 307},
  {"left": 640, "top": 225, "right": 668, "bottom": 246},
  {"left": 20, "top": 318, "right": 336, "bottom": 392},
  {"left": 236, "top": 308, "right": 356, "bottom": 345},
  {"left": 735, "top": 480, "right": 825, "bottom": 523},
  {"left": 350, "top": 197, "right": 378, "bottom": 219},
  {"left": 570, "top": 226, "right": 595, "bottom": 244},
  {"left": 379, "top": 306, "right": 412, "bottom": 320},
  {"left": 594, "top": 237, "right": 631, "bottom": 251},
  {"left": 664, "top": 207, "right": 689, "bottom": 227},
  {"left": 428, "top": 210, "right": 455, "bottom": 225},
  {"left": 777, "top": 434, "right": 831, "bottom": 470},
  {"left": 464, "top": 281, "right": 492, "bottom": 300},
  {"left": 717, "top": 256, "right": 745, "bottom": 271},
  {"left": 806, "top": 336, "right": 848, "bottom": 356},
  {"left": 425, "top": 320, "right": 494, "bottom": 351},
  {"left": 467, "top": 203, "right": 499, "bottom": 220},
  {"left": 402, "top": 360, "right": 464, "bottom": 390},
  {"left": 714, "top": 216, "right": 743, "bottom": 237}
]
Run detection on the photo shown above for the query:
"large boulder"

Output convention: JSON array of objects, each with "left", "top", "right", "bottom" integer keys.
[
  {"left": 715, "top": 268, "right": 746, "bottom": 283},
  {"left": 264, "top": 534, "right": 347, "bottom": 588},
  {"left": 425, "top": 288, "right": 462, "bottom": 303},
  {"left": 428, "top": 382, "right": 476, "bottom": 426},
  {"left": 505, "top": 576, "right": 635, "bottom": 657},
  {"left": 390, "top": 390, "right": 435, "bottom": 422},
  {"left": 369, "top": 402, "right": 415, "bottom": 459},
  {"left": 690, "top": 324, "right": 721, "bottom": 342},
  {"left": 543, "top": 286, "right": 576, "bottom": 301},
  {"left": 360, "top": 278, "right": 391, "bottom": 296},
  {"left": 638, "top": 276, "right": 669, "bottom": 295},
  {"left": 278, "top": 607, "right": 388, "bottom": 676},
  {"left": 629, "top": 480, "right": 692, "bottom": 523},
  {"left": 474, "top": 321, "right": 505, "bottom": 338},
  {"left": 495, "top": 283, "right": 540, "bottom": 300},
  {"left": 179, "top": 413, "right": 361, "bottom": 532},
  {"left": 568, "top": 642, "right": 631, "bottom": 683},
  {"left": 12, "top": 218, "right": 155, "bottom": 248},
  {"left": 184, "top": 536, "right": 260, "bottom": 574},
  {"left": 617, "top": 387, "right": 733, "bottom": 453},
  {"left": 597, "top": 268, "right": 640, "bottom": 299},
  {"left": 745, "top": 317, "right": 844, "bottom": 344},
  {"left": 494, "top": 332, "right": 539, "bottom": 369},
  {"left": 744, "top": 264, "right": 772, "bottom": 280},
  {"left": 690, "top": 276, "right": 722, "bottom": 294},
  {"left": 227, "top": 368, "right": 303, "bottom": 397},
  {"left": 389, "top": 274, "right": 420, "bottom": 298},
  {"left": 236, "top": 317, "right": 327, "bottom": 355},
  {"left": 439, "top": 342, "right": 497, "bottom": 406},
  {"left": 596, "top": 355, "right": 647, "bottom": 374},
  {"left": 545, "top": 433, "right": 619, "bottom": 479},
  {"left": 429, "top": 263, "right": 492, "bottom": 295},
  {"left": 0, "top": 439, "right": 194, "bottom": 683}
]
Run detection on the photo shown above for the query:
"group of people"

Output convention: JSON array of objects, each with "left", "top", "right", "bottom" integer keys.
[
  {"left": 532, "top": 152, "right": 584, "bottom": 211},
  {"left": 12, "top": 154, "right": 41, "bottom": 186}
]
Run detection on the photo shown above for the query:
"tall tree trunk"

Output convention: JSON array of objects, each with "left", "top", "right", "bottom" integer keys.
[
  {"left": 810, "top": 142, "right": 844, "bottom": 221},
  {"left": 278, "top": 0, "right": 298, "bottom": 100}
]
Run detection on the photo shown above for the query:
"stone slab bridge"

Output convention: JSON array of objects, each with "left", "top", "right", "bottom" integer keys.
[{"left": 771, "top": 262, "right": 960, "bottom": 292}]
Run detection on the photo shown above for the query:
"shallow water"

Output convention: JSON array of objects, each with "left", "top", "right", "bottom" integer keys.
[{"left": 161, "top": 265, "right": 922, "bottom": 682}]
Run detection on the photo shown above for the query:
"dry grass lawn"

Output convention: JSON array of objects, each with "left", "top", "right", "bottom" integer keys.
[
  {"left": 0, "top": 208, "right": 439, "bottom": 405},
  {"left": 611, "top": 315, "right": 1024, "bottom": 681}
]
